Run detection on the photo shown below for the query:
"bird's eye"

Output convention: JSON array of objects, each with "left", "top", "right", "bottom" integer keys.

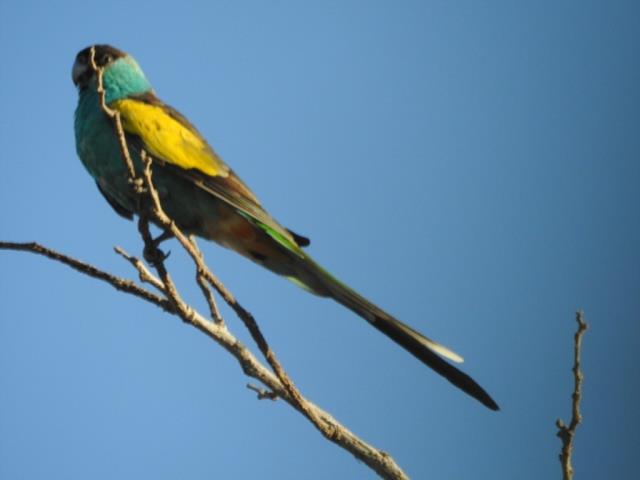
[{"left": 101, "top": 54, "right": 113, "bottom": 65}]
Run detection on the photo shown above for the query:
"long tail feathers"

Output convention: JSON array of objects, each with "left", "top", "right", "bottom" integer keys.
[{"left": 300, "top": 257, "right": 500, "bottom": 411}]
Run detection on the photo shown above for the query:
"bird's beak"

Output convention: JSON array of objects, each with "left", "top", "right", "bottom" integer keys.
[{"left": 72, "top": 58, "right": 88, "bottom": 87}]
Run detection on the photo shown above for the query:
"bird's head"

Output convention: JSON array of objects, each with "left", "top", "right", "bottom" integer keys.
[{"left": 72, "top": 44, "right": 152, "bottom": 103}]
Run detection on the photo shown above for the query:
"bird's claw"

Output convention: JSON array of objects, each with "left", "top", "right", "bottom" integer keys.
[
  {"left": 143, "top": 230, "right": 173, "bottom": 266},
  {"left": 143, "top": 245, "right": 171, "bottom": 266}
]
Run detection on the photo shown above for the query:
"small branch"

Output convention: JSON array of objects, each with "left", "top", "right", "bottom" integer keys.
[
  {"left": 137, "top": 211, "right": 189, "bottom": 322},
  {"left": 190, "top": 237, "right": 224, "bottom": 325},
  {"left": 0, "top": 241, "right": 172, "bottom": 312},
  {"left": 196, "top": 272, "right": 224, "bottom": 324},
  {"left": 89, "top": 46, "right": 138, "bottom": 181},
  {"left": 556, "top": 310, "right": 588, "bottom": 480},
  {"left": 247, "top": 383, "right": 278, "bottom": 400},
  {"left": 114, "top": 246, "right": 165, "bottom": 292}
]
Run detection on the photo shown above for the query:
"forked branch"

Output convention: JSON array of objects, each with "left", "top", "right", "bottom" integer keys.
[{"left": 0, "top": 240, "right": 407, "bottom": 480}]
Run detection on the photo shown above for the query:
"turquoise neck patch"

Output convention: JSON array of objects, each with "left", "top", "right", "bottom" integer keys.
[{"left": 102, "top": 57, "right": 152, "bottom": 103}]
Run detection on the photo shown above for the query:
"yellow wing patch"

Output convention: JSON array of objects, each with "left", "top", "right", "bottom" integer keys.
[{"left": 111, "top": 98, "right": 229, "bottom": 178}]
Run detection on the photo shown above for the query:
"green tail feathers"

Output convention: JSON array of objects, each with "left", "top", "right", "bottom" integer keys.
[{"left": 296, "top": 255, "right": 500, "bottom": 411}]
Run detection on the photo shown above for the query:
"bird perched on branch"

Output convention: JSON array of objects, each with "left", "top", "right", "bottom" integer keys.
[{"left": 72, "top": 44, "right": 498, "bottom": 410}]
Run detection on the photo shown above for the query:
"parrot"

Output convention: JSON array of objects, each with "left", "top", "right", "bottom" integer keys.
[{"left": 72, "top": 44, "right": 498, "bottom": 411}]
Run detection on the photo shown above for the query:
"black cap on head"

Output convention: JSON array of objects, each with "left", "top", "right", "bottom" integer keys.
[{"left": 72, "top": 44, "right": 127, "bottom": 87}]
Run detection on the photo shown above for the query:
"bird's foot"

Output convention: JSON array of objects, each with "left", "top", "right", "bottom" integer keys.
[
  {"left": 143, "top": 245, "right": 171, "bottom": 266},
  {"left": 143, "top": 230, "right": 174, "bottom": 266}
]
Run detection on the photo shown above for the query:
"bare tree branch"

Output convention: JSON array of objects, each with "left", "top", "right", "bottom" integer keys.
[
  {"left": 190, "top": 237, "right": 224, "bottom": 325},
  {"left": 0, "top": 241, "right": 172, "bottom": 311},
  {"left": 0, "top": 240, "right": 409, "bottom": 479},
  {"left": 556, "top": 310, "right": 588, "bottom": 480}
]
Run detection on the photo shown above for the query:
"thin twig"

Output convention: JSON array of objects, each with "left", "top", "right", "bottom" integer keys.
[
  {"left": 0, "top": 241, "right": 172, "bottom": 312},
  {"left": 196, "top": 272, "right": 224, "bottom": 324},
  {"left": 114, "top": 246, "right": 165, "bottom": 292},
  {"left": 89, "top": 46, "right": 137, "bottom": 181},
  {"left": 190, "top": 237, "right": 224, "bottom": 325},
  {"left": 247, "top": 383, "right": 278, "bottom": 400},
  {"left": 136, "top": 210, "right": 189, "bottom": 322},
  {"left": 556, "top": 310, "right": 588, "bottom": 480}
]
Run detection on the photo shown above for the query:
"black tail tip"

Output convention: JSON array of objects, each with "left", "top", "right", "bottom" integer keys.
[
  {"left": 484, "top": 397, "right": 500, "bottom": 411},
  {"left": 468, "top": 383, "right": 499, "bottom": 411}
]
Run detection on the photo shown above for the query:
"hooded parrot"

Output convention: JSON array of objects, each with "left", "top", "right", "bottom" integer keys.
[{"left": 72, "top": 44, "right": 498, "bottom": 411}]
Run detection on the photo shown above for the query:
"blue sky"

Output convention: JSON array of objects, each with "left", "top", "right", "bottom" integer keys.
[{"left": 1, "top": 1, "right": 638, "bottom": 478}]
